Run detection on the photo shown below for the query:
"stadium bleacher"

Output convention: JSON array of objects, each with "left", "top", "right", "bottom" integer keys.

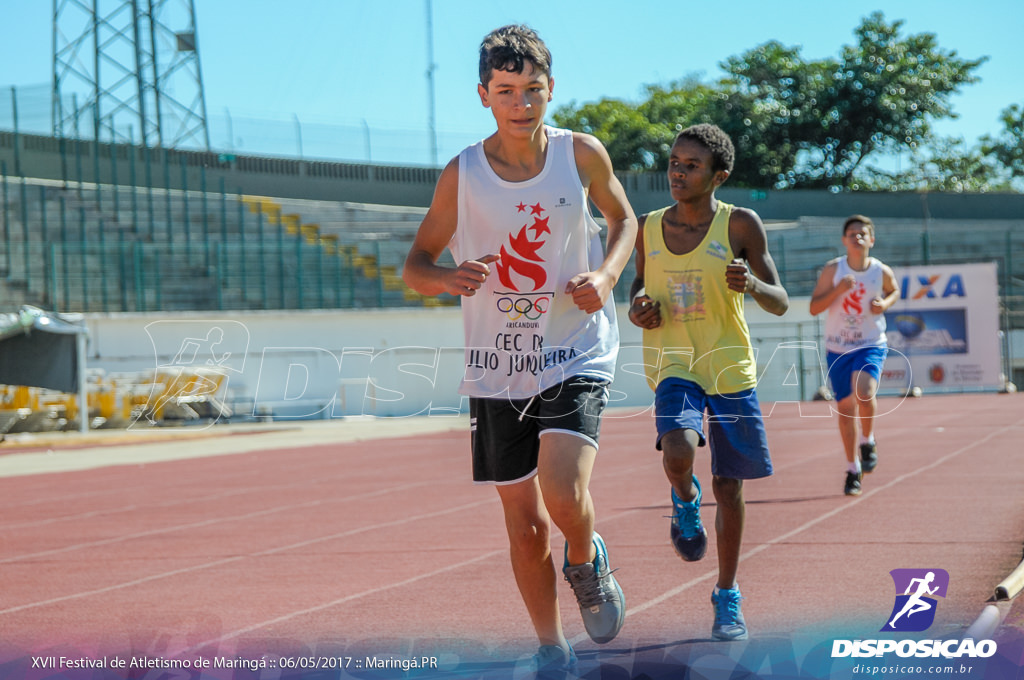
[
  {"left": 1, "top": 136, "right": 1022, "bottom": 432},
  {"left": 0, "top": 176, "right": 457, "bottom": 313}
]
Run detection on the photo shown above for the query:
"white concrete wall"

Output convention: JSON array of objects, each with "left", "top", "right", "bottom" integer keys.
[{"left": 79, "top": 301, "right": 825, "bottom": 421}]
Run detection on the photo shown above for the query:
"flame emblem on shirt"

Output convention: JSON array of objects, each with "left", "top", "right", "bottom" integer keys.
[
  {"left": 496, "top": 202, "right": 550, "bottom": 292},
  {"left": 842, "top": 282, "right": 867, "bottom": 315}
]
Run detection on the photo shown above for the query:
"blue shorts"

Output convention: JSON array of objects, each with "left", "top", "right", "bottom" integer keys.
[
  {"left": 826, "top": 346, "right": 888, "bottom": 402},
  {"left": 653, "top": 377, "right": 773, "bottom": 480}
]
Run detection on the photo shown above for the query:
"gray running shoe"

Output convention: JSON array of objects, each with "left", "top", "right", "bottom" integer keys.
[
  {"left": 562, "top": 532, "right": 625, "bottom": 644},
  {"left": 711, "top": 586, "right": 748, "bottom": 641},
  {"left": 532, "top": 643, "right": 577, "bottom": 675}
]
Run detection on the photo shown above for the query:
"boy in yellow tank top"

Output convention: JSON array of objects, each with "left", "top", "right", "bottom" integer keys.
[{"left": 628, "top": 124, "right": 789, "bottom": 641}]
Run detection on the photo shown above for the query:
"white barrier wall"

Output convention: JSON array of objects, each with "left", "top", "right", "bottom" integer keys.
[
  {"left": 81, "top": 301, "right": 824, "bottom": 421},
  {"left": 85, "top": 308, "right": 466, "bottom": 419}
]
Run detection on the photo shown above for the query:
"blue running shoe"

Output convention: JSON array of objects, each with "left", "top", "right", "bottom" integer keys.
[
  {"left": 562, "top": 532, "right": 625, "bottom": 644},
  {"left": 711, "top": 586, "right": 748, "bottom": 641},
  {"left": 670, "top": 477, "right": 707, "bottom": 562},
  {"left": 532, "top": 643, "right": 577, "bottom": 676}
]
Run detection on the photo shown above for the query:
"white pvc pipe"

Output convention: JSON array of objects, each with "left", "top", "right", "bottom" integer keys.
[
  {"left": 963, "top": 604, "right": 1003, "bottom": 641},
  {"left": 995, "top": 559, "right": 1024, "bottom": 600}
]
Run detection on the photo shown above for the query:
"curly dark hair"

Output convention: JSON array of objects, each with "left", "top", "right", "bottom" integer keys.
[
  {"left": 675, "top": 124, "right": 735, "bottom": 174},
  {"left": 478, "top": 24, "right": 552, "bottom": 88}
]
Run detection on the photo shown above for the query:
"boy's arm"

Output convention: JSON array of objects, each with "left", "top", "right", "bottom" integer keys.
[
  {"left": 728, "top": 207, "right": 789, "bottom": 317},
  {"left": 569, "top": 132, "right": 639, "bottom": 314},
  {"left": 628, "top": 214, "right": 662, "bottom": 329},
  {"left": 809, "top": 261, "right": 850, "bottom": 316},
  {"left": 869, "top": 262, "right": 901, "bottom": 315},
  {"left": 628, "top": 213, "right": 648, "bottom": 301},
  {"left": 403, "top": 158, "right": 499, "bottom": 297}
]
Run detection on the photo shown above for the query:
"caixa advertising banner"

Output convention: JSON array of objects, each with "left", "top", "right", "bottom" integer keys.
[{"left": 880, "top": 263, "right": 1002, "bottom": 394}]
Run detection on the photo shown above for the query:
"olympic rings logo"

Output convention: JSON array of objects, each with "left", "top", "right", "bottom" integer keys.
[{"left": 497, "top": 295, "right": 550, "bottom": 321}]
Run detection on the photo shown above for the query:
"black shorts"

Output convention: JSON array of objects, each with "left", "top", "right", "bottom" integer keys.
[{"left": 469, "top": 376, "right": 610, "bottom": 484}]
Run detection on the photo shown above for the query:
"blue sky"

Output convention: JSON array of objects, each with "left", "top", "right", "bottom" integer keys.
[{"left": 1, "top": 0, "right": 1021, "bottom": 167}]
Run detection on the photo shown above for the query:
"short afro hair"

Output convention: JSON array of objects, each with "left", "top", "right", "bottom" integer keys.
[{"left": 675, "top": 123, "right": 735, "bottom": 174}]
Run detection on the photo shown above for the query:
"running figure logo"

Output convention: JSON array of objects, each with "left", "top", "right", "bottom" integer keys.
[{"left": 881, "top": 568, "right": 949, "bottom": 632}]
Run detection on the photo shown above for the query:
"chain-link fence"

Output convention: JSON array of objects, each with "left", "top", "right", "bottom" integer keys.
[{"left": 0, "top": 84, "right": 482, "bottom": 167}]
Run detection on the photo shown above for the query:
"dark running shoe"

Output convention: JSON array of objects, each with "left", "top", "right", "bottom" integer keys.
[
  {"left": 844, "top": 471, "right": 863, "bottom": 496},
  {"left": 860, "top": 442, "right": 879, "bottom": 473}
]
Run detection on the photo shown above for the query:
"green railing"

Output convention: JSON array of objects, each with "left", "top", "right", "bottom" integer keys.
[
  {"left": 0, "top": 144, "right": 463, "bottom": 312},
  {"left": 38, "top": 241, "right": 363, "bottom": 313}
]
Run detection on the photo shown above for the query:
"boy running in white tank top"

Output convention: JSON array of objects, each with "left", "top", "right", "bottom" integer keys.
[
  {"left": 810, "top": 215, "right": 900, "bottom": 496},
  {"left": 403, "top": 25, "right": 637, "bottom": 673}
]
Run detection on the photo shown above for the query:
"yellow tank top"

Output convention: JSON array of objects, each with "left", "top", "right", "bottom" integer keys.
[{"left": 642, "top": 201, "right": 756, "bottom": 395}]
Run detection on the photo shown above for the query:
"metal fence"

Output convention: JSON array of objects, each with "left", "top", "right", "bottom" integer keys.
[{"left": 0, "top": 84, "right": 481, "bottom": 168}]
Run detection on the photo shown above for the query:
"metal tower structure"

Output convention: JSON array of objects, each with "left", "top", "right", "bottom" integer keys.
[{"left": 52, "top": 0, "right": 210, "bottom": 149}]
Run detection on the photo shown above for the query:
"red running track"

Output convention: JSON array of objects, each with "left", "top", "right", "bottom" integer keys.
[{"left": 0, "top": 393, "right": 1022, "bottom": 676}]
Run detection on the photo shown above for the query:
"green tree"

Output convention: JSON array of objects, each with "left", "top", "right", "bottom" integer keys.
[
  {"left": 723, "top": 12, "right": 987, "bottom": 188},
  {"left": 716, "top": 41, "right": 831, "bottom": 187},
  {"left": 551, "top": 96, "right": 670, "bottom": 172},
  {"left": 854, "top": 137, "right": 1010, "bottom": 192},
  {"left": 833, "top": 13, "right": 986, "bottom": 186},
  {"left": 552, "top": 75, "right": 796, "bottom": 186},
  {"left": 641, "top": 80, "right": 786, "bottom": 187},
  {"left": 982, "top": 103, "right": 1024, "bottom": 181},
  {"left": 552, "top": 12, "right": 988, "bottom": 191}
]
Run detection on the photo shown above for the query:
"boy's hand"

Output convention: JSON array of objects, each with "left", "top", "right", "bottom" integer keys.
[
  {"left": 726, "top": 259, "right": 753, "bottom": 293},
  {"left": 448, "top": 254, "right": 500, "bottom": 297},
  {"left": 629, "top": 295, "right": 662, "bottom": 329},
  {"left": 838, "top": 274, "right": 857, "bottom": 292},
  {"left": 869, "top": 297, "right": 887, "bottom": 314},
  {"left": 566, "top": 271, "right": 613, "bottom": 314}
]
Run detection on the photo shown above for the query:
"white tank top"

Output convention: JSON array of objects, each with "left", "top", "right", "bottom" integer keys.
[
  {"left": 823, "top": 256, "right": 887, "bottom": 353},
  {"left": 448, "top": 126, "right": 618, "bottom": 399}
]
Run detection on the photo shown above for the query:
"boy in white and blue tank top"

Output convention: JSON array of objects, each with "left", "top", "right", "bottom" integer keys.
[{"left": 810, "top": 215, "right": 900, "bottom": 497}]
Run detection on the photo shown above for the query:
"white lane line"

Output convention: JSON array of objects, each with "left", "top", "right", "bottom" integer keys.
[
  {"left": 174, "top": 452, "right": 841, "bottom": 651},
  {"left": 0, "top": 467, "right": 433, "bottom": 532},
  {"left": 6, "top": 415, "right": 1016, "bottom": 646},
  {"left": 0, "top": 480, "right": 432, "bottom": 564},
  {"left": 0, "top": 485, "right": 274, "bottom": 532},
  {"left": 0, "top": 496, "right": 494, "bottom": 615},
  {"left": 0, "top": 445, "right": 435, "bottom": 529},
  {"left": 570, "top": 416, "right": 1024, "bottom": 644},
  {"left": 178, "top": 548, "right": 507, "bottom": 656}
]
